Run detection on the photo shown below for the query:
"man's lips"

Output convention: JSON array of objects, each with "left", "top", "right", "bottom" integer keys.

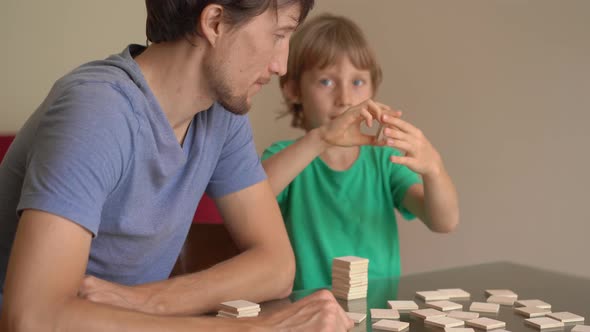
[{"left": 256, "top": 78, "right": 271, "bottom": 85}]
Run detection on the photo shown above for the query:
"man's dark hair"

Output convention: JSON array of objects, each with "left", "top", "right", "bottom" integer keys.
[{"left": 145, "top": 0, "right": 315, "bottom": 43}]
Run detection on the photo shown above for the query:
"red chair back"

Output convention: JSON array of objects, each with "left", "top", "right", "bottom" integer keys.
[{"left": 0, "top": 135, "right": 15, "bottom": 162}]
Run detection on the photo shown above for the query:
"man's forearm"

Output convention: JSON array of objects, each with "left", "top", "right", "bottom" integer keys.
[
  {"left": 139, "top": 245, "right": 295, "bottom": 316},
  {"left": 4, "top": 296, "right": 258, "bottom": 332}
]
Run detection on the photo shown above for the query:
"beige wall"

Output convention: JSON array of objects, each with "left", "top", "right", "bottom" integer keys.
[{"left": 2, "top": 1, "right": 589, "bottom": 278}]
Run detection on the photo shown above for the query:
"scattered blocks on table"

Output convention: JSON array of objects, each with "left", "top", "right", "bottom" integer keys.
[
  {"left": 425, "top": 316, "right": 465, "bottom": 328},
  {"left": 346, "top": 311, "right": 367, "bottom": 324},
  {"left": 465, "top": 317, "right": 506, "bottom": 330},
  {"left": 546, "top": 312, "right": 584, "bottom": 323},
  {"left": 470, "top": 302, "right": 500, "bottom": 314},
  {"left": 411, "top": 308, "right": 447, "bottom": 319},
  {"left": 373, "top": 319, "right": 410, "bottom": 331},
  {"left": 388, "top": 300, "right": 419, "bottom": 311},
  {"left": 515, "top": 299, "right": 551, "bottom": 309},
  {"left": 514, "top": 306, "right": 551, "bottom": 318},
  {"left": 524, "top": 317, "right": 564, "bottom": 330},
  {"left": 371, "top": 308, "right": 400, "bottom": 320}
]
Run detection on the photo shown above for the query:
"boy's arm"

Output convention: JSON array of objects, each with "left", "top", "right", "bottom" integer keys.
[
  {"left": 380, "top": 114, "right": 459, "bottom": 232},
  {"left": 264, "top": 100, "right": 394, "bottom": 195},
  {"left": 402, "top": 171, "right": 459, "bottom": 233},
  {"left": 263, "top": 128, "right": 328, "bottom": 195},
  {"left": 78, "top": 180, "right": 296, "bottom": 316}
]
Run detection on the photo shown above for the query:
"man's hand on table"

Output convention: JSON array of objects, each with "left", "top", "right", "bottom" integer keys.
[
  {"left": 256, "top": 289, "right": 354, "bottom": 331},
  {"left": 79, "top": 277, "right": 354, "bottom": 331}
]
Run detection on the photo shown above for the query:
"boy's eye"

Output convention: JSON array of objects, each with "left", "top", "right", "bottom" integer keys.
[
  {"left": 353, "top": 79, "right": 365, "bottom": 87},
  {"left": 319, "top": 79, "right": 333, "bottom": 87}
]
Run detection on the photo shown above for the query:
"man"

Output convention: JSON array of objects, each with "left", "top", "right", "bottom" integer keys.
[{"left": 0, "top": 0, "right": 353, "bottom": 331}]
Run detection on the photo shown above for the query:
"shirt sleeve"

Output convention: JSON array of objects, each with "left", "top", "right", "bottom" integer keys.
[
  {"left": 17, "top": 82, "right": 134, "bottom": 236},
  {"left": 388, "top": 148, "right": 423, "bottom": 221},
  {"left": 206, "top": 114, "right": 267, "bottom": 198}
]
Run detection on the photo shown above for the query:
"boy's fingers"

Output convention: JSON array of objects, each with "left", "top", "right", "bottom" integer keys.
[
  {"left": 382, "top": 114, "right": 416, "bottom": 134},
  {"left": 360, "top": 107, "right": 373, "bottom": 127}
]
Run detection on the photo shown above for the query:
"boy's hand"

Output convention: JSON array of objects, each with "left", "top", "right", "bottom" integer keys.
[
  {"left": 380, "top": 114, "right": 443, "bottom": 178},
  {"left": 318, "top": 99, "right": 401, "bottom": 147}
]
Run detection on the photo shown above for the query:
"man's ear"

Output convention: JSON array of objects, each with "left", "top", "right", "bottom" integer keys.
[
  {"left": 199, "top": 4, "right": 225, "bottom": 47},
  {"left": 281, "top": 80, "right": 301, "bottom": 104}
]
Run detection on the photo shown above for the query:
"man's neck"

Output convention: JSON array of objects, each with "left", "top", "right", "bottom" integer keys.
[{"left": 135, "top": 40, "right": 213, "bottom": 143}]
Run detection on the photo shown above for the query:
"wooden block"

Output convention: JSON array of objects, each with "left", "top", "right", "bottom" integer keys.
[
  {"left": 372, "top": 319, "right": 410, "bottom": 331},
  {"left": 448, "top": 311, "right": 480, "bottom": 321},
  {"left": 514, "top": 306, "right": 551, "bottom": 318},
  {"left": 515, "top": 299, "right": 551, "bottom": 309},
  {"left": 572, "top": 325, "right": 590, "bottom": 332},
  {"left": 346, "top": 312, "right": 367, "bottom": 323},
  {"left": 465, "top": 317, "right": 506, "bottom": 330},
  {"left": 546, "top": 312, "right": 585, "bottom": 323},
  {"left": 426, "top": 300, "right": 463, "bottom": 312},
  {"left": 217, "top": 310, "right": 259, "bottom": 318},
  {"left": 485, "top": 289, "right": 518, "bottom": 299},
  {"left": 371, "top": 308, "right": 400, "bottom": 320},
  {"left": 411, "top": 308, "right": 447, "bottom": 319},
  {"left": 387, "top": 300, "right": 419, "bottom": 311},
  {"left": 524, "top": 317, "right": 565, "bottom": 330},
  {"left": 487, "top": 296, "right": 516, "bottom": 306},
  {"left": 416, "top": 290, "right": 449, "bottom": 301},
  {"left": 425, "top": 316, "right": 465, "bottom": 328},
  {"left": 332, "top": 289, "right": 367, "bottom": 300},
  {"left": 376, "top": 123, "right": 387, "bottom": 143},
  {"left": 445, "top": 329, "right": 475, "bottom": 332},
  {"left": 219, "top": 300, "right": 260, "bottom": 314},
  {"left": 469, "top": 302, "right": 500, "bottom": 314},
  {"left": 438, "top": 288, "right": 471, "bottom": 299},
  {"left": 333, "top": 256, "right": 369, "bottom": 268}
]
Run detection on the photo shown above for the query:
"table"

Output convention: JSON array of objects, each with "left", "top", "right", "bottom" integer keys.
[{"left": 283, "top": 261, "right": 590, "bottom": 332}]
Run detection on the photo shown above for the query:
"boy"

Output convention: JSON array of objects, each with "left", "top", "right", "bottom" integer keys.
[{"left": 263, "top": 14, "right": 460, "bottom": 291}]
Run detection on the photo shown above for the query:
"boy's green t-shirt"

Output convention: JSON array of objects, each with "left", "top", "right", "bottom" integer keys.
[{"left": 262, "top": 140, "right": 422, "bottom": 291}]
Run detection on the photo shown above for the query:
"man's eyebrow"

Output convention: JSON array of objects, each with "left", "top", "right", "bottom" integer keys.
[
  {"left": 277, "top": 23, "right": 298, "bottom": 32},
  {"left": 277, "top": 14, "right": 299, "bottom": 30}
]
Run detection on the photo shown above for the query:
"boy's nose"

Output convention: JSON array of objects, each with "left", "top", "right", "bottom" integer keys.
[{"left": 336, "top": 86, "right": 353, "bottom": 107}]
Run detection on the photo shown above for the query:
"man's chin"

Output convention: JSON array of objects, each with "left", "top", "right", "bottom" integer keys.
[{"left": 219, "top": 98, "right": 250, "bottom": 115}]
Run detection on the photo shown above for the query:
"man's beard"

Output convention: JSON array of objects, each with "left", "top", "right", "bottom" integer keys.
[{"left": 205, "top": 63, "right": 250, "bottom": 115}]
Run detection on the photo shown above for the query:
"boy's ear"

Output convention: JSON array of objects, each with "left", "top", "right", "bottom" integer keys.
[
  {"left": 199, "top": 4, "right": 225, "bottom": 47},
  {"left": 281, "top": 80, "right": 301, "bottom": 104}
]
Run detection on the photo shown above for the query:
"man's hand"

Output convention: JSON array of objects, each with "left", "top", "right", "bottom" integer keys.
[{"left": 257, "top": 290, "right": 354, "bottom": 332}]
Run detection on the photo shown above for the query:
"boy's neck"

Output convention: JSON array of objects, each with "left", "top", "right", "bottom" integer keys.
[{"left": 320, "top": 146, "right": 360, "bottom": 171}]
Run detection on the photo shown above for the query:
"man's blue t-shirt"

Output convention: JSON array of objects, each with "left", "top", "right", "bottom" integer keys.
[{"left": 0, "top": 45, "right": 267, "bottom": 306}]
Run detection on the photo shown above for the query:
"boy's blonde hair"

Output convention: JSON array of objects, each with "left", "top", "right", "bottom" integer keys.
[{"left": 280, "top": 13, "right": 383, "bottom": 128}]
